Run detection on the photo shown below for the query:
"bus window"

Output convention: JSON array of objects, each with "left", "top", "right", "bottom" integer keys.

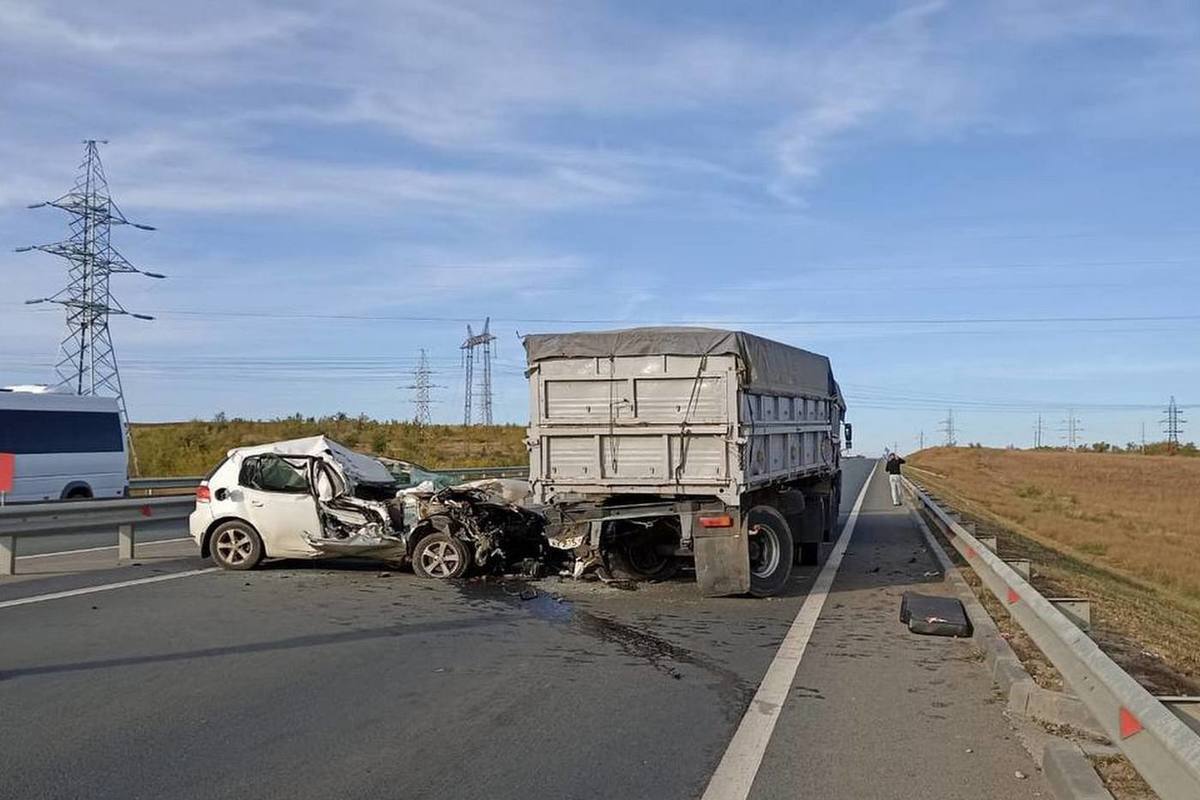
[{"left": 0, "top": 410, "right": 124, "bottom": 454}]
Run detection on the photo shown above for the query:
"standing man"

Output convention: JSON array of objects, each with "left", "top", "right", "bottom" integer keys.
[{"left": 885, "top": 452, "right": 905, "bottom": 506}]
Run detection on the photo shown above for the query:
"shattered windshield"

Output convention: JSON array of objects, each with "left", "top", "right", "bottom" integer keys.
[{"left": 241, "top": 454, "right": 310, "bottom": 494}]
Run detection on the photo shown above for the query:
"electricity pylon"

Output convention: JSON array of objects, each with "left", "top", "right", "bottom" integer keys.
[
  {"left": 403, "top": 349, "right": 443, "bottom": 426},
  {"left": 1162, "top": 396, "right": 1187, "bottom": 452},
  {"left": 461, "top": 318, "right": 496, "bottom": 425},
  {"left": 16, "top": 140, "right": 162, "bottom": 462}
]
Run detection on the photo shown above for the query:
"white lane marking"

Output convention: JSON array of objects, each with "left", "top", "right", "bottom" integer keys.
[
  {"left": 0, "top": 568, "right": 218, "bottom": 609},
  {"left": 16, "top": 537, "right": 194, "bottom": 560},
  {"left": 701, "top": 459, "right": 879, "bottom": 800}
]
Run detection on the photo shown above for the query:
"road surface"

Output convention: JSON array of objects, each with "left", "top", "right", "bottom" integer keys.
[{"left": 0, "top": 457, "right": 1048, "bottom": 799}]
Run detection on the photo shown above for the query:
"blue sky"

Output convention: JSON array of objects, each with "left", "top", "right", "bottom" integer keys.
[{"left": 2, "top": 0, "right": 1198, "bottom": 454}]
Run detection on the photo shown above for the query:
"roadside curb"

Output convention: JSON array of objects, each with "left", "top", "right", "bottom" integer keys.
[{"left": 906, "top": 504, "right": 1114, "bottom": 800}]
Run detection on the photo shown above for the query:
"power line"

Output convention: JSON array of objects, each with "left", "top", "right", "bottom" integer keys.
[
  {"left": 16, "top": 306, "right": 1199, "bottom": 328},
  {"left": 15, "top": 140, "right": 162, "bottom": 465}
]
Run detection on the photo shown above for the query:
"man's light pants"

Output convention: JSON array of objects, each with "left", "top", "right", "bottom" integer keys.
[{"left": 889, "top": 474, "right": 902, "bottom": 505}]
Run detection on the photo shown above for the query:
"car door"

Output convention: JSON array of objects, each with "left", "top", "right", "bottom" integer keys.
[{"left": 236, "top": 454, "right": 324, "bottom": 558}]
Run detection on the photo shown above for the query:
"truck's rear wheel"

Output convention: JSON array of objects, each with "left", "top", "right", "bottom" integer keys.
[
  {"left": 747, "top": 505, "right": 793, "bottom": 597},
  {"left": 605, "top": 522, "right": 680, "bottom": 581}
]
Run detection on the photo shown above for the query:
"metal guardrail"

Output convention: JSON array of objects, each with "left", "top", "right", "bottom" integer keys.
[
  {"left": 127, "top": 466, "right": 529, "bottom": 494},
  {"left": 129, "top": 476, "right": 202, "bottom": 492},
  {"left": 0, "top": 495, "right": 195, "bottom": 576},
  {"left": 438, "top": 465, "right": 528, "bottom": 481},
  {"left": 904, "top": 475, "right": 1200, "bottom": 800}
]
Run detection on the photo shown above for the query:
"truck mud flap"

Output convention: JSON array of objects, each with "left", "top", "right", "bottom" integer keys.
[{"left": 692, "top": 512, "right": 749, "bottom": 596}]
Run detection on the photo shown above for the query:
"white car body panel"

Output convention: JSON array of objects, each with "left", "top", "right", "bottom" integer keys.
[{"left": 190, "top": 437, "right": 404, "bottom": 561}]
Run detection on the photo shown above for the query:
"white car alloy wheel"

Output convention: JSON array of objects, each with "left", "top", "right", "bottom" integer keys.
[
  {"left": 420, "top": 539, "right": 461, "bottom": 577},
  {"left": 412, "top": 531, "right": 471, "bottom": 579},
  {"left": 211, "top": 521, "right": 263, "bottom": 571}
]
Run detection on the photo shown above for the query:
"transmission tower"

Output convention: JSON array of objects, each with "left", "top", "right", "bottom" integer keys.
[
  {"left": 461, "top": 318, "right": 496, "bottom": 425},
  {"left": 1161, "top": 395, "right": 1187, "bottom": 452},
  {"left": 939, "top": 409, "right": 957, "bottom": 447},
  {"left": 16, "top": 140, "right": 162, "bottom": 454},
  {"left": 1060, "top": 409, "right": 1083, "bottom": 449},
  {"left": 1033, "top": 414, "right": 1044, "bottom": 449},
  {"left": 402, "top": 349, "right": 444, "bottom": 426}
]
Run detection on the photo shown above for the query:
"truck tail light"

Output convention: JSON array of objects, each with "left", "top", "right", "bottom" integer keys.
[
  {"left": 195, "top": 485, "right": 211, "bottom": 504},
  {"left": 698, "top": 514, "right": 733, "bottom": 528}
]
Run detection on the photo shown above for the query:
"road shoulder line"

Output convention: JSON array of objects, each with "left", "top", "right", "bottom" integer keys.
[
  {"left": 0, "top": 568, "right": 218, "bottom": 610},
  {"left": 700, "top": 458, "right": 879, "bottom": 800}
]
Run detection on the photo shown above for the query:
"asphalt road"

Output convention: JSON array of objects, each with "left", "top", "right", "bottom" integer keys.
[{"left": 0, "top": 457, "right": 1048, "bottom": 799}]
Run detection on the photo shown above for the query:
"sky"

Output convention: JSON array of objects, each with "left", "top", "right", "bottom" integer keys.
[{"left": 1, "top": 0, "right": 1198, "bottom": 455}]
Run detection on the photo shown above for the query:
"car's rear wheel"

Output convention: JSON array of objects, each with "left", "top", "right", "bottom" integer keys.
[
  {"left": 412, "top": 532, "right": 472, "bottom": 579},
  {"left": 747, "top": 505, "right": 793, "bottom": 597},
  {"left": 211, "top": 521, "right": 264, "bottom": 571}
]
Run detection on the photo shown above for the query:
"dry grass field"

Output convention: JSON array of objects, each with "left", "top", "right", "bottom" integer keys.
[
  {"left": 131, "top": 418, "right": 527, "bottom": 476},
  {"left": 907, "top": 447, "right": 1200, "bottom": 686},
  {"left": 908, "top": 447, "right": 1200, "bottom": 604}
]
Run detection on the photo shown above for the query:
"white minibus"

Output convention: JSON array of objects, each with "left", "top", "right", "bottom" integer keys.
[{"left": 0, "top": 389, "right": 129, "bottom": 502}]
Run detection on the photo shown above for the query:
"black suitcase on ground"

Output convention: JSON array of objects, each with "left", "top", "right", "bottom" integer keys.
[{"left": 899, "top": 592, "right": 973, "bottom": 637}]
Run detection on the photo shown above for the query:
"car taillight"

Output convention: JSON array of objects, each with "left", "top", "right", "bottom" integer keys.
[
  {"left": 195, "top": 485, "right": 211, "bottom": 503},
  {"left": 698, "top": 514, "right": 733, "bottom": 528}
]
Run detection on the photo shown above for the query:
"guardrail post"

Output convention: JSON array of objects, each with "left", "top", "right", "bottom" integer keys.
[
  {"left": 1005, "top": 558, "right": 1032, "bottom": 580},
  {"left": 118, "top": 523, "right": 135, "bottom": 560},
  {"left": 1160, "top": 698, "right": 1200, "bottom": 736},
  {"left": 0, "top": 535, "right": 14, "bottom": 576},
  {"left": 1048, "top": 598, "right": 1091, "bottom": 632}
]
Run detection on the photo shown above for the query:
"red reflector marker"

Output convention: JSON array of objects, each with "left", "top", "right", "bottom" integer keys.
[
  {"left": 964, "top": 546, "right": 977, "bottom": 559},
  {"left": 698, "top": 514, "right": 734, "bottom": 528},
  {"left": 195, "top": 485, "right": 211, "bottom": 504},
  {"left": 140, "top": 504, "right": 153, "bottom": 517},
  {"left": 1119, "top": 707, "right": 1143, "bottom": 739},
  {"left": 1006, "top": 588, "right": 1020, "bottom": 604}
]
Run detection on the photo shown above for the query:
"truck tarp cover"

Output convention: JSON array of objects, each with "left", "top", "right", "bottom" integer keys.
[{"left": 524, "top": 326, "right": 842, "bottom": 402}]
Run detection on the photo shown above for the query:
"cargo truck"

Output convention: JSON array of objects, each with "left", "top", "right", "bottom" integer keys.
[{"left": 525, "top": 327, "right": 849, "bottom": 597}]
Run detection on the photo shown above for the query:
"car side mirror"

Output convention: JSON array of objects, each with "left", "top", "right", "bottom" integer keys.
[
  {"left": 843, "top": 423, "right": 853, "bottom": 451},
  {"left": 214, "top": 487, "right": 229, "bottom": 501}
]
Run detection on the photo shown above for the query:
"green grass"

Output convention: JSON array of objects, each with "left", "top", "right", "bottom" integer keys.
[{"left": 131, "top": 416, "right": 527, "bottom": 476}]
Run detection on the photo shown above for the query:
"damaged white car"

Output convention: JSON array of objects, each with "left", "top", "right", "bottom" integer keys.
[{"left": 189, "top": 436, "right": 548, "bottom": 577}]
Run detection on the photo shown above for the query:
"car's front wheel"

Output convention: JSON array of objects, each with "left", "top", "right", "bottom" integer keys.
[
  {"left": 210, "top": 520, "right": 264, "bottom": 571},
  {"left": 412, "top": 531, "right": 472, "bottom": 579}
]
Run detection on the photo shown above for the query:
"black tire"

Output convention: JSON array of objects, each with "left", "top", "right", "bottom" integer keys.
[
  {"left": 64, "top": 486, "right": 92, "bottom": 500},
  {"left": 826, "top": 473, "right": 843, "bottom": 542},
  {"left": 746, "top": 505, "right": 793, "bottom": 597},
  {"left": 606, "top": 536, "right": 680, "bottom": 582},
  {"left": 793, "top": 497, "right": 826, "bottom": 565},
  {"left": 411, "top": 531, "right": 472, "bottom": 579},
  {"left": 210, "top": 520, "right": 264, "bottom": 571}
]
